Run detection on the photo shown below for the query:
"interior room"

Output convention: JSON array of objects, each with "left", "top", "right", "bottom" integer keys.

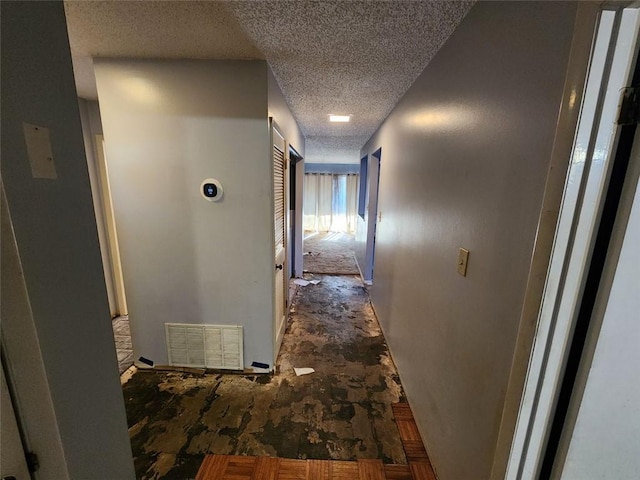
[
  {"left": 2, "top": 2, "right": 639, "bottom": 480},
  {"left": 302, "top": 162, "right": 360, "bottom": 276}
]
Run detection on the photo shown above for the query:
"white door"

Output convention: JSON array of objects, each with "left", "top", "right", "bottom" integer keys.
[
  {"left": 506, "top": 7, "right": 640, "bottom": 478},
  {"left": 272, "top": 123, "right": 287, "bottom": 360},
  {"left": 1, "top": 366, "right": 30, "bottom": 480},
  {"left": 559, "top": 126, "right": 640, "bottom": 479}
]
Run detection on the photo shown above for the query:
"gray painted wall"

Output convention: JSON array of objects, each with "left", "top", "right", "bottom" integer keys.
[
  {"left": 95, "top": 59, "right": 280, "bottom": 368},
  {"left": 78, "top": 98, "right": 116, "bottom": 313},
  {"left": 268, "top": 66, "right": 305, "bottom": 157},
  {"left": 306, "top": 163, "right": 359, "bottom": 174},
  {"left": 1, "top": 187, "right": 69, "bottom": 479},
  {"left": 359, "top": 2, "right": 578, "bottom": 479},
  {"left": 1, "top": 2, "right": 135, "bottom": 477}
]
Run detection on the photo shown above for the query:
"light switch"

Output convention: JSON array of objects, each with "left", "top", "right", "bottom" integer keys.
[
  {"left": 457, "top": 248, "right": 469, "bottom": 277},
  {"left": 23, "top": 123, "right": 57, "bottom": 179}
]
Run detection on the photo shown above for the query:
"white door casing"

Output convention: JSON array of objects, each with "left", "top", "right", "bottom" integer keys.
[
  {"left": 506, "top": 7, "right": 640, "bottom": 479},
  {"left": 1, "top": 366, "right": 30, "bottom": 480}
]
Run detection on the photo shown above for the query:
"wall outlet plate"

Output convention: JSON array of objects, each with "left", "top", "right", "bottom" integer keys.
[{"left": 457, "top": 248, "right": 469, "bottom": 277}]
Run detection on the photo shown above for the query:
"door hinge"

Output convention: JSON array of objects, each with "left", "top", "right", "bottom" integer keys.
[
  {"left": 26, "top": 451, "right": 39, "bottom": 473},
  {"left": 617, "top": 86, "right": 640, "bottom": 125}
]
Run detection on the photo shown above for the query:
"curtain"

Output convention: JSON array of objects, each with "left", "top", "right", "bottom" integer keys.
[{"left": 304, "top": 173, "right": 358, "bottom": 234}]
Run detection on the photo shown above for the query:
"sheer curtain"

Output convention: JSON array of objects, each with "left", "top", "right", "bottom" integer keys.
[{"left": 304, "top": 173, "right": 358, "bottom": 234}]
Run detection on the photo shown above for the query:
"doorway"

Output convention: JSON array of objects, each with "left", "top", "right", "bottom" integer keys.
[
  {"left": 302, "top": 164, "right": 359, "bottom": 275},
  {"left": 355, "top": 149, "right": 381, "bottom": 284}
]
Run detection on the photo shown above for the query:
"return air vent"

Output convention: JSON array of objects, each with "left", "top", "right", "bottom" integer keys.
[{"left": 164, "top": 323, "right": 243, "bottom": 370}]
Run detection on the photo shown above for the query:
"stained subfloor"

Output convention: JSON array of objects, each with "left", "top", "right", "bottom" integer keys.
[{"left": 122, "top": 275, "right": 406, "bottom": 479}]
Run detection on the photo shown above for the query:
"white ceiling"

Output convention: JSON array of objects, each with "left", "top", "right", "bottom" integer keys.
[{"left": 64, "top": 1, "right": 473, "bottom": 163}]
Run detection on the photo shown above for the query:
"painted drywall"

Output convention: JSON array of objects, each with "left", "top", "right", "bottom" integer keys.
[
  {"left": 95, "top": 59, "right": 276, "bottom": 368},
  {"left": 304, "top": 136, "right": 365, "bottom": 164},
  {"left": 1, "top": 188, "right": 69, "bottom": 479},
  {"left": 0, "top": 2, "right": 135, "bottom": 478},
  {"left": 78, "top": 98, "right": 117, "bottom": 314},
  {"left": 306, "top": 163, "right": 359, "bottom": 174},
  {"left": 359, "top": 2, "right": 578, "bottom": 479},
  {"left": 268, "top": 64, "right": 306, "bottom": 282},
  {"left": 268, "top": 66, "right": 305, "bottom": 157},
  {"left": 1, "top": 366, "right": 30, "bottom": 479},
  {"left": 79, "top": 99, "right": 129, "bottom": 317}
]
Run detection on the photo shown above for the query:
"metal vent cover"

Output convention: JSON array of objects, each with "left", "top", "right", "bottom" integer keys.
[{"left": 165, "top": 323, "right": 243, "bottom": 370}]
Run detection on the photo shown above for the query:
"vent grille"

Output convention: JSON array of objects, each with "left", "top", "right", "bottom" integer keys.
[{"left": 165, "top": 323, "right": 243, "bottom": 370}]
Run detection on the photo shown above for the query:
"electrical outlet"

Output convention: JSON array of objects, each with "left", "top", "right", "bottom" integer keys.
[{"left": 457, "top": 248, "right": 469, "bottom": 277}]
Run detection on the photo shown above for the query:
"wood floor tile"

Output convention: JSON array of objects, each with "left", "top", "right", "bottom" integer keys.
[
  {"left": 196, "top": 454, "right": 229, "bottom": 480},
  {"left": 392, "top": 403, "right": 432, "bottom": 463},
  {"left": 224, "top": 455, "right": 258, "bottom": 479},
  {"left": 403, "top": 440, "right": 430, "bottom": 463},
  {"left": 396, "top": 420, "right": 423, "bottom": 441},
  {"left": 329, "top": 461, "right": 358, "bottom": 479},
  {"left": 357, "top": 459, "right": 385, "bottom": 480},
  {"left": 410, "top": 462, "right": 437, "bottom": 480},
  {"left": 278, "top": 459, "right": 307, "bottom": 480},
  {"left": 384, "top": 464, "right": 413, "bottom": 480},
  {"left": 391, "top": 403, "right": 414, "bottom": 420},
  {"left": 252, "top": 456, "right": 281, "bottom": 480},
  {"left": 307, "top": 459, "right": 330, "bottom": 480},
  {"left": 197, "top": 454, "right": 427, "bottom": 480}
]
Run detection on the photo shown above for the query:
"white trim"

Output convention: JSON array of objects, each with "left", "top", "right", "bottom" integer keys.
[{"left": 506, "top": 7, "right": 640, "bottom": 479}]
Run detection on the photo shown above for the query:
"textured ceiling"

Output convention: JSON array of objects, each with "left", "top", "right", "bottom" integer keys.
[{"left": 64, "top": 1, "right": 473, "bottom": 163}]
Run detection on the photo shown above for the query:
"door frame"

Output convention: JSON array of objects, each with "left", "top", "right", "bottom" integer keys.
[
  {"left": 270, "top": 118, "right": 289, "bottom": 364},
  {"left": 289, "top": 146, "right": 304, "bottom": 279},
  {"left": 95, "top": 134, "right": 128, "bottom": 316},
  {"left": 503, "top": 6, "right": 640, "bottom": 479},
  {"left": 360, "top": 148, "right": 381, "bottom": 284}
]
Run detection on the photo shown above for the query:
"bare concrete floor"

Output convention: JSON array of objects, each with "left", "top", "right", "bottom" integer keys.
[{"left": 122, "top": 275, "right": 406, "bottom": 479}]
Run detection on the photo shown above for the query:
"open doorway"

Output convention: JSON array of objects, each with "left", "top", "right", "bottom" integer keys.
[
  {"left": 354, "top": 150, "right": 381, "bottom": 284},
  {"left": 302, "top": 164, "right": 359, "bottom": 275},
  {"left": 78, "top": 99, "right": 132, "bottom": 374}
]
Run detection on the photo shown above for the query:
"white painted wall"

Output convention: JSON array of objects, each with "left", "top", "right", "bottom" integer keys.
[
  {"left": 358, "top": 2, "right": 579, "bottom": 479},
  {"left": 95, "top": 59, "right": 277, "bottom": 368},
  {"left": 1, "top": 2, "right": 135, "bottom": 477},
  {"left": 560, "top": 133, "right": 640, "bottom": 479}
]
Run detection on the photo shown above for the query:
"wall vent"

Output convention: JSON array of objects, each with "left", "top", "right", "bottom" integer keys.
[{"left": 164, "top": 323, "right": 243, "bottom": 370}]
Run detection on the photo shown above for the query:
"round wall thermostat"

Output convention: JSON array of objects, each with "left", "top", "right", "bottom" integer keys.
[{"left": 200, "top": 178, "right": 223, "bottom": 202}]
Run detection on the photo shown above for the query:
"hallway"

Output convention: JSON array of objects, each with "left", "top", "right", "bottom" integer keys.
[
  {"left": 303, "top": 233, "right": 359, "bottom": 275},
  {"left": 122, "top": 275, "right": 408, "bottom": 479}
]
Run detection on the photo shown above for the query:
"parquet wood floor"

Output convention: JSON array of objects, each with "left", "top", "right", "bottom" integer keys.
[{"left": 196, "top": 402, "right": 436, "bottom": 480}]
